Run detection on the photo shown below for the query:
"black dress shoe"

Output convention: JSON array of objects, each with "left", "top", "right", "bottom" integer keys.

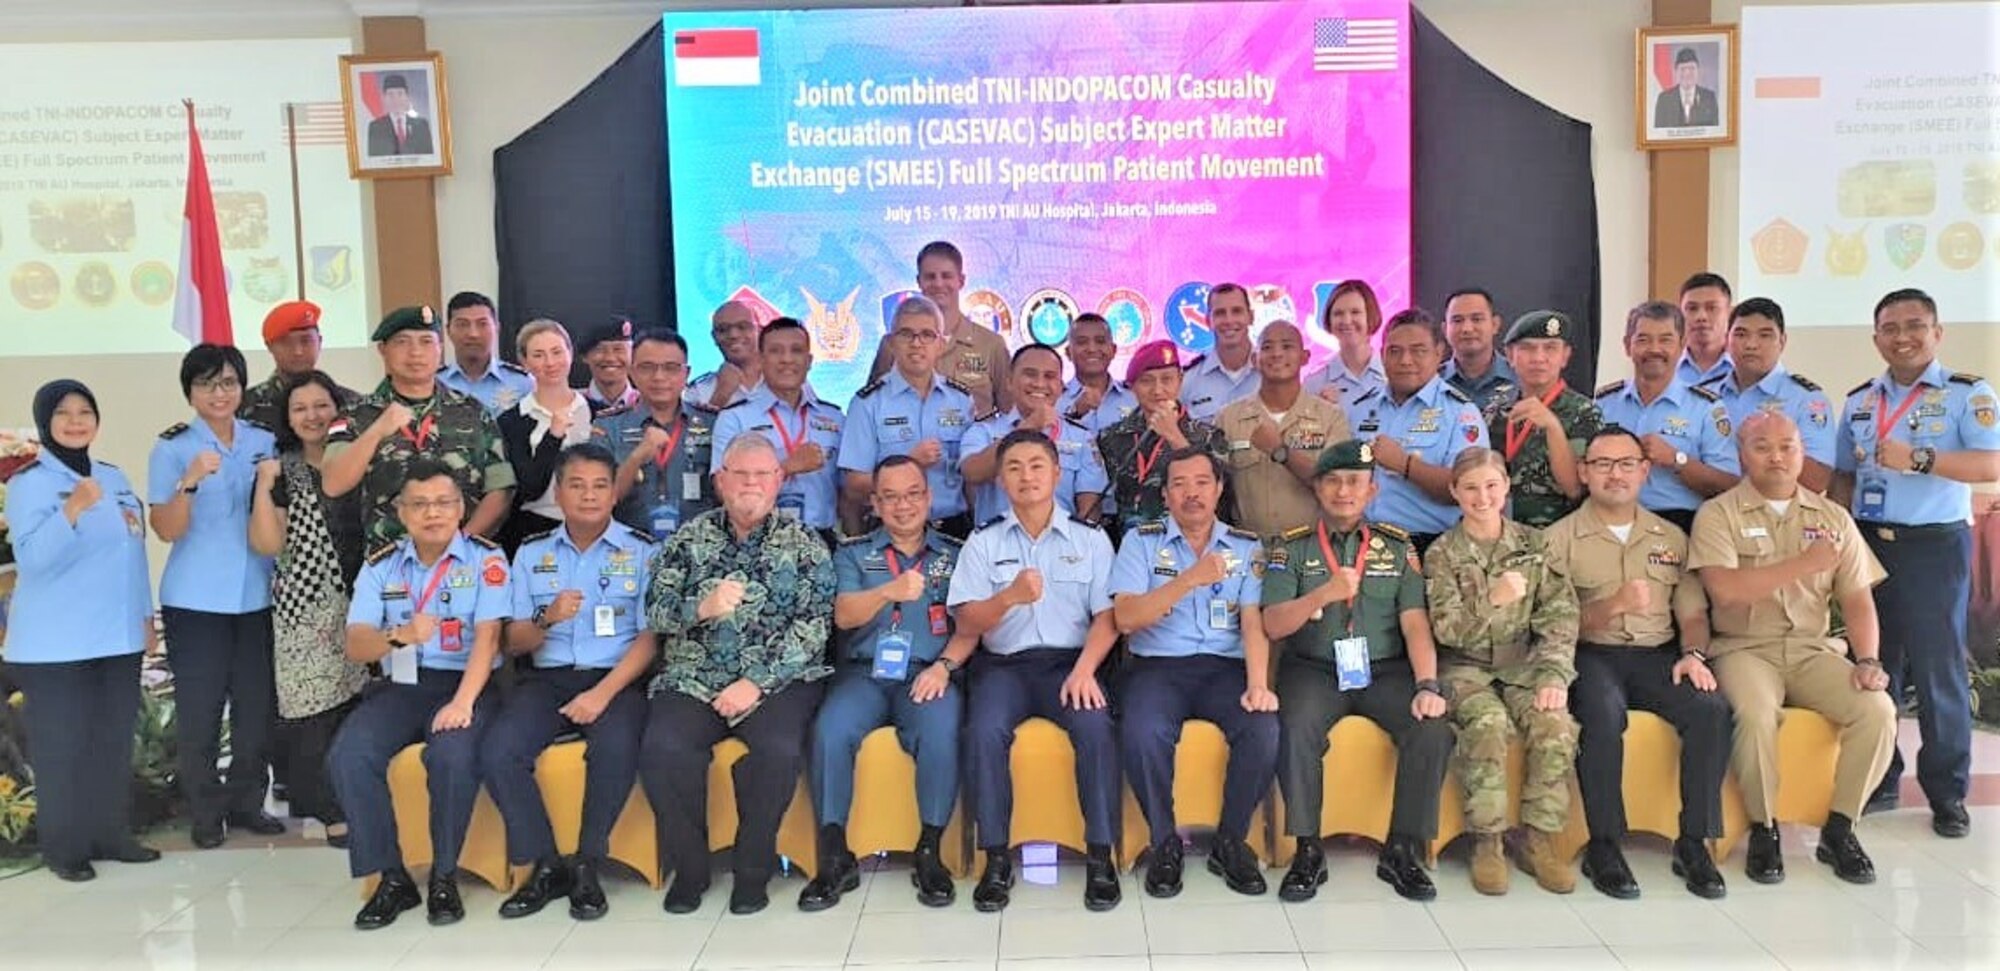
[
  {"left": 568, "top": 857, "right": 608, "bottom": 921},
  {"left": 972, "top": 853, "right": 1015, "bottom": 913},
  {"left": 796, "top": 853, "right": 859, "bottom": 912},
  {"left": 1374, "top": 837, "right": 1436, "bottom": 902},
  {"left": 1815, "top": 817, "right": 1876, "bottom": 885},
  {"left": 1207, "top": 835, "right": 1267, "bottom": 896},
  {"left": 1279, "top": 839, "right": 1328, "bottom": 902},
  {"left": 1143, "top": 838, "right": 1184, "bottom": 899},
  {"left": 499, "top": 858, "right": 573, "bottom": 919},
  {"left": 1580, "top": 840, "right": 1640, "bottom": 900},
  {"left": 96, "top": 842, "right": 161, "bottom": 864},
  {"left": 325, "top": 826, "right": 350, "bottom": 850},
  {"left": 354, "top": 869, "right": 421, "bottom": 930},
  {"left": 728, "top": 874, "right": 771, "bottom": 915},
  {"left": 1863, "top": 785, "right": 1900, "bottom": 817},
  {"left": 1745, "top": 823, "right": 1785, "bottom": 885},
  {"left": 1671, "top": 837, "right": 1726, "bottom": 900},
  {"left": 426, "top": 874, "right": 465, "bottom": 926},
  {"left": 1932, "top": 801, "right": 1970, "bottom": 839},
  {"left": 227, "top": 811, "right": 289, "bottom": 836},
  {"left": 661, "top": 873, "right": 708, "bottom": 914},
  {"left": 911, "top": 838, "right": 955, "bottom": 908},
  {"left": 191, "top": 819, "right": 225, "bottom": 849},
  {"left": 49, "top": 861, "right": 97, "bottom": 882},
  {"left": 1083, "top": 852, "right": 1122, "bottom": 911}
]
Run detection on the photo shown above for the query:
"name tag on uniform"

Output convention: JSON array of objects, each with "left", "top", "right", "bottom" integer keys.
[
  {"left": 1207, "top": 598, "right": 1237, "bottom": 631},
  {"left": 1857, "top": 471, "right": 1887, "bottom": 521},
  {"left": 683, "top": 471, "right": 703, "bottom": 499},
  {"left": 1740, "top": 527, "right": 1768, "bottom": 539},
  {"left": 594, "top": 604, "right": 617, "bottom": 637},
  {"left": 389, "top": 644, "right": 419, "bottom": 685},
  {"left": 929, "top": 604, "right": 949, "bottom": 637},
  {"left": 440, "top": 618, "right": 464, "bottom": 654},
  {"left": 873, "top": 631, "right": 913, "bottom": 680},
  {"left": 1334, "top": 637, "right": 1372, "bottom": 691}
]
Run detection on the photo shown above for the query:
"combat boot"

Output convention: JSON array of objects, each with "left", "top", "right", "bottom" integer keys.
[
  {"left": 1516, "top": 829, "right": 1576, "bottom": 894},
  {"left": 1471, "top": 834, "right": 1509, "bottom": 895}
]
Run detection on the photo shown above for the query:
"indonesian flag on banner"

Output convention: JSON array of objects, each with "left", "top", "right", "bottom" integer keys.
[
  {"left": 674, "top": 28, "right": 760, "bottom": 87},
  {"left": 172, "top": 99, "right": 233, "bottom": 347}
]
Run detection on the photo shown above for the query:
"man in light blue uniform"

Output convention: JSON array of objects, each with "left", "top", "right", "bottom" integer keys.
[
  {"left": 962, "top": 343, "right": 1108, "bottom": 524},
  {"left": 1675, "top": 272, "right": 1736, "bottom": 388},
  {"left": 330, "top": 460, "right": 510, "bottom": 930},
  {"left": 1059, "top": 313, "right": 1139, "bottom": 435},
  {"left": 437, "top": 291, "right": 535, "bottom": 415},
  {"left": 712, "top": 318, "right": 845, "bottom": 540},
  {"left": 1836, "top": 288, "right": 2000, "bottom": 838},
  {"left": 798, "top": 456, "right": 963, "bottom": 913},
  {"left": 1110, "top": 447, "right": 1277, "bottom": 899},
  {"left": 1700, "top": 297, "right": 1837, "bottom": 491},
  {"left": 840, "top": 295, "right": 976, "bottom": 537},
  {"left": 483, "top": 444, "right": 657, "bottom": 922},
  {"left": 1179, "top": 282, "right": 1261, "bottom": 423},
  {"left": 687, "top": 300, "right": 763, "bottom": 409},
  {"left": 1442, "top": 287, "right": 1521, "bottom": 427},
  {"left": 594, "top": 330, "right": 718, "bottom": 539},
  {"left": 1355, "top": 310, "right": 1488, "bottom": 551},
  {"left": 1594, "top": 300, "right": 1739, "bottom": 533},
  {"left": 948, "top": 428, "right": 1122, "bottom": 913}
]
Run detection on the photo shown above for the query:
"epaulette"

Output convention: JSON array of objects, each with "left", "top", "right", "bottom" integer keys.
[
  {"left": 1069, "top": 513, "right": 1105, "bottom": 530},
  {"left": 159, "top": 422, "right": 189, "bottom": 440},
  {"left": 1788, "top": 373, "right": 1822, "bottom": 392},
  {"left": 1594, "top": 380, "right": 1626, "bottom": 398},
  {"left": 1371, "top": 522, "right": 1412, "bottom": 542},
  {"left": 1182, "top": 353, "right": 1207, "bottom": 371},
  {"left": 719, "top": 397, "right": 754, "bottom": 412},
  {"left": 1949, "top": 372, "right": 1984, "bottom": 385},
  {"left": 975, "top": 514, "right": 1006, "bottom": 532},
  {"left": 930, "top": 530, "right": 964, "bottom": 548},
  {"left": 521, "top": 527, "right": 558, "bottom": 545},
  {"left": 242, "top": 417, "right": 273, "bottom": 434},
  {"left": 1063, "top": 414, "right": 1090, "bottom": 432},
  {"left": 686, "top": 399, "right": 719, "bottom": 416},
  {"left": 692, "top": 370, "right": 718, "bottom": 384},
  {"left": 1441, "top": 384, "right": 1474, "bottom": 404},
  {"left": 1696, "top": 373, "right": 1728, "bottom": 388},
  {"left": 466, "top": 534, "right": 501, "bottom": 550},
  {"left": 1279, "top": 525, "right": 1313, "bottom": 542},
  {"left": 1686, "top": 383, "right": 1721, "bottom": 402},
  {"left": 595, "top": 401, "right": 637, "bottom": 419},
  {"left": 366, "top": 543, "right": 398, "bottom": 565},
  {"left": 1225, "top": 526, "right": 1260, "bottom": 542},
  {"left": 497, "top": 361, "right": 530, "bottom": 375},
  {"left": 943, "top": 377, "right": 974, "bottom": 397},
  {"left": 1351, "top": 388, "right": 1381, "bottom": 406},
  {"left": 838, "top": 533, "right": 872, "bottom": 546},
  {"left": 1847, "top": 379, "right": 1873, "bottom": 398},
  {"left": 1135, "top": 520, "right": 1166, "bottom": 535},
  {"left": 976, "top": 407, "right": 1004, "bottom": 423},
  {"left": 855, "top": 378, "right": 886, "bottom": 399},
  {"left": 626, "top": 526, "right": 659, "bottom": 545}
]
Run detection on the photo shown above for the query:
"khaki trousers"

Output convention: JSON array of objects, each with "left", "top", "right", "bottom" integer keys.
[{"left": 1713, "top": 644, "right": 1897, "bottom": 823}]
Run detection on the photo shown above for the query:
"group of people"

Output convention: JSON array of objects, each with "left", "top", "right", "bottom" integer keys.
[{"left": 2, "top": 241, "right": 1992, "bottom": 938}]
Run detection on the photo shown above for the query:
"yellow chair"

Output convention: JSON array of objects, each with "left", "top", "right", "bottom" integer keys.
[
  {"left": 1002, "top": 717, "right": 1116, "bottom": 863},
  {"left": 526, "top": 740, "right": 664, "bottom": 888},
  {"left": 1715, "top": 707, "right": 1839, "bottom": 860},
  {"left": 1117, "top": 719, "right": 1273, "bottom": 870},
  {"left": 842, "top": 726, "right": 970, "bottom": 877},
  {"left": 705, "top": 737, "right": 820, "bottom": 879},
  {"left": 382, "top": 743, "right": 511, "bottom": 891}
]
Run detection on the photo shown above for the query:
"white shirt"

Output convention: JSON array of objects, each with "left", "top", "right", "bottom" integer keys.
[{"left": 520, "top": 391, "right": 594, "bottom": 520}]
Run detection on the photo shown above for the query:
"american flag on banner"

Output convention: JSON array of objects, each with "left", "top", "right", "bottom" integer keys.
[
  {"left": 1314, "top": 17, "right": 1399, "bottom": 72},
  {"left": 281, "top": 102, "right": 347, "bottom": 146}
]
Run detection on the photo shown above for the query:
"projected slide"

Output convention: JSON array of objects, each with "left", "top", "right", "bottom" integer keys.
[
  {"left": 0, "top": 39, "right": 370, "bottom": 356},
  {"left": 664, "top": 0, "right": 1412, "bottom": 404},
  {"left": 1740, "top": 3, "right": 2000, "bottom": 326}
]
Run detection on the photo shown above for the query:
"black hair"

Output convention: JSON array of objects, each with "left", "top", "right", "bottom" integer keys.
[
  {"left": 632, "top": 328, "right": 688, "bottom": 357},
  {"left": 995, "top": 427, "right": 1058, "bottom": 466},
  {"left": 1383, "top": 307, "right": 1444, "bottom": 345},
  {"left": 1679, "top": 272, "right": 1733, "bottom": 300},
  {"left": 1873, "top": 287, "right": 1936, "bottom": 322},
  {"left": 1587, "top": 425, "right": 1648, "bottom": 455},
  {"left": 400, "top": 457, "right": 460, "bottom": 493},
  {"left": 446, "top": 291, "right": 495, "bottom": 316},
  {"left": 1011, "top": 341, "right": 1063, "bottom": 368},
  {"left": 178, "top": 343, "right": 248, "bottom": 399},
  {"left": 1730, "top": 297, "right": 1786, "bottom": 332},
  {"left": 872, "top": 453, "right": 925, "bottom": 481},
  {"left": 1162, "top": 446, "right": 1226, "bottom": 484},
  {"left": 1443, "top": 287, "right": 1498, "bottom": 318},
  {"left": 759, "top": 316, "right": 810, "bottom": 352},
  {"left": 556, "top": 442, "right": 618, "bottom": 481},
  {"left": 1624, "top": 300, "right": 1685, "bottom": 339},
  {"left": 272, "top": 370, "right": 345, "bottom": 453}
]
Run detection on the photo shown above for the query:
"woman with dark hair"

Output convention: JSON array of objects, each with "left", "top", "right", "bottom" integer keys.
[
  {"left": 250, "top": 370, "right": 369, "bottom": 846},
  {"left": 3, "top": 381, "right": 159, "bottom": 880},
  {"left": 148, "top": 342, "right": 286, "bottom": 847}
]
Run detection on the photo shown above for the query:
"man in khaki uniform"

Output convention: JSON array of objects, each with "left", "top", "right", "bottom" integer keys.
[
  {"left": 1688, "top": 411, "right": 1896, "bottom": 886},
  {"left": 1216, "top": 321, "right": 1351, "bottom": 540},
  {"left": 869, "top": 241, "right": 1012, "bottom": 415}
]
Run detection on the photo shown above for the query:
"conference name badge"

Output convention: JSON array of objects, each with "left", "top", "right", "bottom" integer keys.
[
  {"left": 1334, "top": 637, "right": 1372, "bottom": 691},
  {"left": 874, "top": 631, "right": 914, "bottom": 681}
]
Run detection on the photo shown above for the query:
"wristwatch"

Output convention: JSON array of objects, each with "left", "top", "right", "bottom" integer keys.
[
  {"left": 937, "top": 656, "right": 962, "bottom": 674},
  {"left": 1681, "top": 648, "right": 1710, "bottom": 664},
  {"left": 1269, "top": 444, "right": 1291, "bottom": 465},
  {"left": 178, "top": 481, "right": 199, "bottom": 495},
  {"left": 385, "top": 628, "right": 409, "bottom": 649},
  {"left": 532, "top": 604, "right": 552, "bottom": 630},
  {"left": 1672, "top": 450, "right": 1689, "bottom": 469},
  {"left": 1911, "top": 446, "right": 1937, "bottom": 475}
]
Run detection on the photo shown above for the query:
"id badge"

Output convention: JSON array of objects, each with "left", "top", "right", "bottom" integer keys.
[
  {"left": 928, "top": 603, "right": 949, "bottom": 637},
  {"left": 651, "top": 506, "right": 680, "bottom": 537},
  {"left": 388, "top": 644, "right": 419, "bottom": 685},
  {"left": 777, "top": 494, "right": 806, "bottom": 520},
  {"left": 873, "top": 631, "right": 913, "bottom": 681},
  {"left": 1334, "top": 636, "right": 1372, "bottom": 691},
  {"left": 593, "top": 604, "right": 617, "bottom": 637},
  {"left": 682, "top": 471, "right": 704, "bottom": 500},
  {"left": 1207, "top": 597, "right": 1237, "bottom": 631},
  {"left": 439, "top": 618, "right": 464, "bottom": 654},
  {"left": 1857, "top": 471, "right": 1887, "bottom": 521}
]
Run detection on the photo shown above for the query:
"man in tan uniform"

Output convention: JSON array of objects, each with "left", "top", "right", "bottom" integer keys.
[
  {"left": 869, "top": 241, "right": 1012, "bottom": 416},
  {"left": 1687, "top": 410, "right": 1896, "bottom": 886},
  {"left": 1216, "top": 321, "right": 1351, "bottom": 540}
]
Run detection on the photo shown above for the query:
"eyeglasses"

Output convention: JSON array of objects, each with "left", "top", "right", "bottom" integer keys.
[
  {"left": 873, "top": 489, "right": 928, "bottom": 508},
  {"left": 192, "top": 377, "right": 241, "bottom": 393},
  {"left": 713, "top": 321, "right": 756, "bottom": 335},
  {"left": 892, "top": 329, "right": 941, "bottom": 345},
  {"left": 398, "top": 497, "right": 464, "bottom": 514},
  {"left": 723, "top": 466, "right": 781, "bottom": 482},
  {"left": 632, "top": 362, "right": 688, "bottom": 378},
  {"left": 1582, "top": 458, "right": 1645, "bottom": 474}
]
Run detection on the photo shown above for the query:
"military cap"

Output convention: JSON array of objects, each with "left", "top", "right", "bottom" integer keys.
[
  {"left": 261, "top": 300, "right": 321, "bottom": 344},
  {"left": 1314, "top": 438, "right": 1376, "bottom": 477},
  {"left": 1124, "top": 339, "right": 1181, "bottom": 384},
  {"left": 370, "top": 305, "right": 437, "bottom": 342},
  {"left": 576, "top": 315, "right": 636, "bottom": 357},
  {"left": 1503, "top": 309, "right": 1573, "bottom": 347}
]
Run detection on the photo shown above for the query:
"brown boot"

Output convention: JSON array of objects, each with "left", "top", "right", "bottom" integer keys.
[
  {"left": 1516, "top": 829, "right": 1577, "bottom": 894},
  {"left": 1471, "top": 834, "right": 1509, "bottom": 895}
]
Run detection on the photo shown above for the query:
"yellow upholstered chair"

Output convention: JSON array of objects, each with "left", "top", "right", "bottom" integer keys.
[
  {"left": 382, "top": 743, "right": 511, "bottom": 891},
  {"left": 1117, "top": 719, "right": 1273, "bottom": 870},
  {"left": 705, "top": 737, "right": 820, "bottom": 878},
  {"left": 528, "top": 740, "right": 663, "bottom": 888},
  {"left": 1715, "top": 707, "right": 1839, "bottom": 860},
  {"left": 843, "top": 726, "right": 970, "bottom": 876},
  {"left": 1002, "top": 717, "right": 1114, "bottom": 863}
]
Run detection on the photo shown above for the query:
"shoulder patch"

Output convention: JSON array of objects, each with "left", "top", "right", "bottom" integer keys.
[
  {"left": 976, "top": 407, "right": 1004, "bottom": 423},
  {"left": 1847, "top": 379, "right": 1874, "bottom": 397},
  {"left": 1371, "top": 521, "right": 1412, "bottom": 542},
  {"left": 1069, "top": 513, "right": 1106, "bottom": 530},
  {"left": 975, "top": 515, "right": 1006, "bottom": 532},
  {"left": 931, "top": 531, "right": 965, "bottom": 548},
  {"left": 521, "top": 527, "right": 558, "bottom": 545},
  {"left": 595, "top": 402, "right": 636, "bottom": 420},
  {"left": 1950, "top": 372, "right": 1984, "bottom": 386},
  {"left": 1687, "top": 383, "right": 1721, "bottom": 402},
  {"left": 1441, "top": 384, "right": 1473, "bottom": 405},
  {"left": 626, "top": 526, "right": 659, "bottom": 545},
  {"left": 498, "top": 361, "right": 530, "bottom": 374},
  {"left": 1787, "top": 372, "right": 1822, "bottom": 392},
  {"left": 855, "top": 379, "right": 886, "bottom": 399},
  {"left": 465, "top": 534, "right": 501, "bottom": 550},
  {"left": 1135, "top": 520, "right": 1166, "bottom": 535},
  {"left": 838, "top": 533, "right": 872, "bottom": 546},
  {"left": 1351, "top": 387, "right": 1381, "bottom": 406},
  {"left": 719, "top": 397, "right": 753, "bottom": 412},
  {"left": 1594, "top": 380, "right": 1626, "bottom": 398},
  {"left": 159, "top": 422, "right": 189, "bottom": 440},
  {"left": 1226, "top": 526, "right": 1260, "bottom": 542},
  {"left": 686, "top": 399, "right": 719, "bottom": 415},
  {"left": 1182, "top": 353, "right": 1207, "bottom": 371},
  {"left": 366, "top": 543, "right": 398, "bottom": 565},
  {"left": 1063, "top": 415, "right": 1090, "bottom": 432},
  {"left": 1696, "top": 373, "right": 1728, "bottom": 388},
  {"left": 944, "top": 377, "right": 975, "bottom": 397},
  {"left": 1280, "top": 525, "right": 1313, "bottom": 542}
]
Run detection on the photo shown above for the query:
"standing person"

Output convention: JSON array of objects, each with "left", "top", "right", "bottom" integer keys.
[
  {"left": 1495, "top": 311, "right": 1602, "bottom": 528},
  {"left": 711, "top": 320, "right": 843, "bottom": 539},
  {"left": 1179, "top": 282, "right": 1261, "bottom": 423},
  {"left": 868, "top": 241, "right": 1013, "bottom": 415},
  {"left": 248, "top": 371, "right": 370, "bottom": 848},
  {"left": 639, "top": 434, "right": 835, "bottom": 916},
  {"left": 1097, "top": 340, "right": 1230, "bottom": 532},
  {"left": 1594, "top": 301, "right": 1739, "bottom": 533},
  {"left": 1355, "top": 310, "right": 1489, "bottom": 553},
  {"left": 437, "top": 291, "right": 534, "bottom": 417},
  {"left": 1675, "top": 272, "right": 1735, "bottom": 388},
  {"left": 1835, "top": 288, "right": 2000, "bottom": 836},
  {"left": 1303, "top": 279, "right": 1387, "bottom": 413},
  {"left": 2, "top": 381, "right": 160, "bottom": 881},
  {"left": 948, "top": 429, "right": 1123, "bottom": 913},
  {"left": 496, "top": 320, "right": 593, "bottom": 553},
  {"left": 1424, "top": 449, "right": 1580, "bottom": 896},
  {"left": 149, "top": 343, "right": 285, "bottom": 848},
  {"left": 1057, "top": 313, "right": 1138, "bottom": 435},
  {"left": 687, "top": 300, "right": 764, "bottom": 409},
  {"left": 840, "top": 296, "right": 977, "bottom": 537},
  {"left": 1217, "top": 321, "right": 1350, "bottom": 540},
  {"left": 1441, "top": 288, "right": 1521, "bottom": 427},
  {"left": 597, "top": 329, "right": 720, "bottom": 540},
  {"left": 1543, "top": 428, "right": 1730, "bottom": 900},
  {"left": 1703, "top": 298, "right": 1837, "bottom": 492},
  {"left": 960, "top": 343, "right": 1107, "bottom": 525},
  {"left": 242, "top": 300, "right": 359, "bottom": 430},
  {"left": 578, "top": 317, "right": 641, "bottom": 415}
]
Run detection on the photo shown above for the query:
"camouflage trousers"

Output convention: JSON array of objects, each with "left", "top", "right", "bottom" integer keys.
[{"left": 1441, "top": 663, "right": 1577, "bottom": 835}]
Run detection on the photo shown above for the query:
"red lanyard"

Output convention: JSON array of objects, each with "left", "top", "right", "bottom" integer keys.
[
  {"left": 651, "top": 419, "right": 686, "bottom": 469},
  {"left": 407, "top": 555, "right": 455, "bottom": 615},
  {"left": 1315, "top": 521, "right": 1370, "bottom": 636},
  {"left": 399, "top": 412, "right": 437, "bottom": 450},
  {"left": 1135, "top": 437, "right": 1167, "bottom": 482},
  {"left": 885, "top": 546, "right": 927, "bottom": 627},
  {"left": 1875, "top": 384, "right": 1927, "bottom": 441},
  {"left": 768, "top": 403, "right": 808, "bottom": 455},
  {"left": 1503, "top": 382, "right": 1566, "bottom": 461}
]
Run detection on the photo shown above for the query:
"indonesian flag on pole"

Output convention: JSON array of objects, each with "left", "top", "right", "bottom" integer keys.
[
  {"left": 674, "top": 28, "right": 760, "bottom": 87},
  {"left": 172, "top": 99, "right": 233, "bottom": 347}
]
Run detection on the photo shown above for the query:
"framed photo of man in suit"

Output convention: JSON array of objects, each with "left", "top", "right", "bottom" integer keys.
[
  {"left": 1637, "top": 25, "right": 1737, "bottom": 150},
  {"left": 339, "top": 52, "right": 454, "bottom": 179}
]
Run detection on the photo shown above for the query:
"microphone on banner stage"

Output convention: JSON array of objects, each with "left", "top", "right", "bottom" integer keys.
[{"left": 172, "top": 98, "right": 235, "bottom": 347}]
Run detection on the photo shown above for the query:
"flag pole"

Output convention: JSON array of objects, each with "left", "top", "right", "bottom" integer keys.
[{"left": 285, "top": 102, "right": 307, "bottom": 300}]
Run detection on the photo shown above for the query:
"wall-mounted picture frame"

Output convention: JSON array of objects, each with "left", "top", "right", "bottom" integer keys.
[
  {"left": 339, "top": 51, "right": 454, "bottom": 179},
  {"left": 1637, "top": 24, "right": 1738, "bottom": 150}
]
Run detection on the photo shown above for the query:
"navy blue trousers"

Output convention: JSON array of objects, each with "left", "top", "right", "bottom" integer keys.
[
  {"left": 1571, "top": 644, "right": 1732, "bottom": 840},
  {"left": 326, "top": 671, "right": 493, "bottom": 878},
  {"left": 9, "top": 653, "right": 142, "bottom": 869},
  {"left": 1865, "top": 523, "right": 1973, "bottom": 805},
  {"left": 162, "top": 607, "right": 275, "bottom": 823},
  {"left": 810, "top": 665, "right": 961, "bottom": 829},
  {"left": 480, "top": 667, "right": 645, "bottom": 864},
  {"left": 964, "top": 648, "right": 1119, "bottom": 850},
  {"left": 1118, "top": 654, "right": 1278, "bottom": 842}
]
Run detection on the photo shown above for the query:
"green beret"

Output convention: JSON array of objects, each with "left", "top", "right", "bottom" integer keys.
[
  {"left": 1503, "top": 310, "right": 1572, "bottom": 348},
  {"left": 371, "top": 305, "right": 438, "bottom": 342},
  {"left": 1314, "top": 438, "right": 1376, "bottom": 477}
]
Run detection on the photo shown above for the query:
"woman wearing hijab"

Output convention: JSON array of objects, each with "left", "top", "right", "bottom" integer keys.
[{"left": 2, "top": 381, "right": 159, "bottom": 881}]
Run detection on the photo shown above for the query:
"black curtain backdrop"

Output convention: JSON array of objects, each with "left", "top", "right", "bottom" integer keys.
[{"left": 495, "top": 9, "right": 1602, "bottom": 386}]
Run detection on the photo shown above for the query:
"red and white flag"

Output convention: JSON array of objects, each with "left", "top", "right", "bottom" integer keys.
[
  {"left": 172, "top": 100, "right": 232, "bottom": 346},
  {"left": 674, "top": 28, "right": 761, "bottom": 87}
]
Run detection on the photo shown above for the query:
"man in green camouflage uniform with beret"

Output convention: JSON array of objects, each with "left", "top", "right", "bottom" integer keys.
[
  {"left": 323, "top": 306, "right": 516, "bottom": 548},
  {"left": 1097, "top": 340, "right": 1230, "bottom": 534},
  {"left": 1423, "top": 449, "right": 1580, "bottom": 896},
  {"left": 1493, "top": 311, "right": 1601, "bottom": 528}
]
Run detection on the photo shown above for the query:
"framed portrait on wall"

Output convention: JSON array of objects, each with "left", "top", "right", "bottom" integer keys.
[
  {"left": 339, "top": 52, "right": 454, "bottom": 178},
  {"left": 1636, "top": 24, "right": 1738, "bottom": 150}
]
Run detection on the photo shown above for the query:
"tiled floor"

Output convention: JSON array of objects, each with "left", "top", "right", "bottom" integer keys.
[{"left": 0, "top": 726, "right": 1994, "bottom": 970}]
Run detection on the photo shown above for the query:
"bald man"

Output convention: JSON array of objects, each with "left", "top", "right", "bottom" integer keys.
[
  {"left": 1214, "top": 321, "right": 1350, "bottom": 540},
  {"left": 689, "top": 301, "right": 764, "bottom": 409}
]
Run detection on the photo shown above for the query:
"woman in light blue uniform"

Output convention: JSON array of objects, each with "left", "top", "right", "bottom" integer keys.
[{"left": 2, "top": 380, "right": 159, "bottom": 881}]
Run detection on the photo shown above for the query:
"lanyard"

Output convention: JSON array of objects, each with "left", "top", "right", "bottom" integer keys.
[
  {"left": 1874, "top": 384, "right": 1927, "bottom": 442},
  {"left": 768, "top": 403, "right": 808, "bottom": 455},
  {"left": 1315, "top": 521, "right": 1370, "bottom": 637},
  {"left": 406, "top": 554, "right": 455, "bottom": 615},
  {"left": 1503, "top": 382, "right": 1567, "bottom": 461},
  {"left": 1135, "top": 436, "right": 1167, "bottom": 483},
  {"left": 885, "top": 545, "right": 928, "bottom": 628},
  {"left": 651, "top": 418, "right": 686, "bottom": 469},
  {"left": 398, "top": 411, "right": 437, "bottom": 450}
]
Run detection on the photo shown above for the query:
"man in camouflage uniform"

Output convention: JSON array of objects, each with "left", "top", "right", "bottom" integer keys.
[
  {"left": 1495, "top": 311, "right": 1602, "bottom": 528},
  {"left": 323, "top": 306, "right": 515, "bottom": 549},
  {"left": 1423, "top": 450, "right": 1580, "bottom": 895},
  {"left": 1097, "top": 340, "right": 1229, "bottom": 533},
  {"left": 240, "top": 300, "right": 359, "bottom": 430}
]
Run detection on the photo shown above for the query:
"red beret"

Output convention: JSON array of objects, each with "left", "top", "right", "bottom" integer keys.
[
  {"left": 261, "top": 300, "right": 322, "bottom": 344},
  {"left": 1124, "top": 339, "right": 1182, "bottom": 384}
]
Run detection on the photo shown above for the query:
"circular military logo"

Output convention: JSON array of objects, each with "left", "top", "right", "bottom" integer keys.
[
  {"left": 1938, "top": 221, "right": 1984, "bottom": 270},
  {"left": 1021, "top": 288, "right": 1079, "bottom": 346},
  {"left": 75, "top": 261, "right": 117, "bottom": 308},
  {"left": 963, "top": 288, "right": 1013, "bottom": 336},
  {"left": 1248, "top": 283, "right": 1297, "bottom": 336},
  {"left": 1096, "top": 288, "right": 1151, "bottom": 346},
  {"left": 1162, "top": 281, "right": 1214, "bottom": 354},
  {"left": 10, "top": 261, "right": 60, "bottom": 310},
  {"left": 132, "top": 261, "right": 175, "bottom": 306}
]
